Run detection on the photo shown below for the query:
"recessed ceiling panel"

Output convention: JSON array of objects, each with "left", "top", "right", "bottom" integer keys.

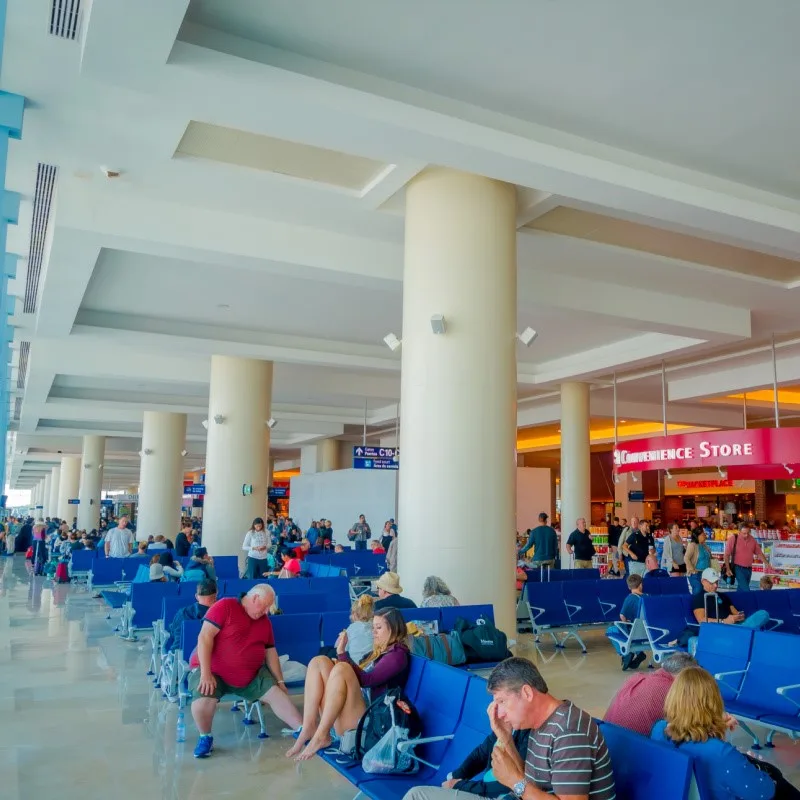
[{"left": 175, "top": 121, "right": 387, "bottom": 191}]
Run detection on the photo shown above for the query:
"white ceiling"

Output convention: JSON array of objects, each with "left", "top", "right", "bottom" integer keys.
[{"left": 5, "top": 0, "right": 800, "bottom": 488}]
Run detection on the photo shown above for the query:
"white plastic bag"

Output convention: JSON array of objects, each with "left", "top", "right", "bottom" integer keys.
[
  {"left": 278, "top": 653, "right": 307, "bottom": 683},
  {"left": 362, "top": 725, "right": 418, "bottom": 774}
]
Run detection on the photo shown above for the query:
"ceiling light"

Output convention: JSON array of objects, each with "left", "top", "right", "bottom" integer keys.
[
  {"left": 784, "top": 463, "right": 794, "bottom": 476},
  {"left": 613, "top": 474, "right": 620, "bottom": 484},
  {"left": 213, "top": 414, "right": 226, "bottom": 425},
  {"left": 665, "top": 469, "right": 672, "bottom": 479},
  {"left": 631, "top": 473, "right": 638, "bottom": 483},
  {"left": 383, "top": 332, "right": 401, "bottom": 352},
  {"left": 718, "top": 466, "right": 728, "bottom": 478},
  {"left": 266, "top": 418, "right": 277, "bottom": 429},
  {"left": 430, "top": 314, "right": 446, "bottom": 335},
  {"left": 180, "top": 449, "right": 188, "bottom": 457},
  {"left": 620, "top": 420, "right": 627, "bottom": 424},
  {"left": 201, "top": 419, "right": 209, "bottom": 430},
  {"left": 516, "top": 327, "right": 538, "bottom": 347}
]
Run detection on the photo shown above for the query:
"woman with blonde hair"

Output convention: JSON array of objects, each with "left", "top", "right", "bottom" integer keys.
[
  {"left": 345, "top": 593, "right": 375, "bottom": 663},
  {"left": 652, "top": 667, "right": 776, "bottom": 800},
  {"left": 285, "top": 607, "right": 409, "bottom": 761}
]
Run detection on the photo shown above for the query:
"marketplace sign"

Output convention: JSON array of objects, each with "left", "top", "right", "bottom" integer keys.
[{"left": 613, "top": 428, "right": 800, "bottom": 474}]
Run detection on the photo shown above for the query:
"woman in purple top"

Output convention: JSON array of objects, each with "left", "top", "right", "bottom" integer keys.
[{"left": 286, "top": 607, "right": 410, "bottom": 761}]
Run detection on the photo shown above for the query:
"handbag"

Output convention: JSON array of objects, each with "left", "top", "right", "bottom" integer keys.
[{"left": 745, "top": 753, "right": 800, "bottom": 799}]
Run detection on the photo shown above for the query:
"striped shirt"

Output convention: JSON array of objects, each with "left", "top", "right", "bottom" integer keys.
[{"left": 525, "top": 701, "right": 616, "bottom": 798}]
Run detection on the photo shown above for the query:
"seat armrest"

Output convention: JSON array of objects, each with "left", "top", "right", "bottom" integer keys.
[
  {"left": 397, "top": 734, "right": 455, "bottom": 770},
  {"left": 776, "top": 683, "right": 800, "bottom": 710}
]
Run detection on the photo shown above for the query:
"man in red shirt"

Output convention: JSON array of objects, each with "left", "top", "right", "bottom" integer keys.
[
  {"left": 724, "top": 524, "right": 772, "bottom": 591},
  {"left": 188, "top": 584, "right": 301, "bottom": 758},
  {"left": 603, "top": 652, "right": 696, "bottom": 735}
]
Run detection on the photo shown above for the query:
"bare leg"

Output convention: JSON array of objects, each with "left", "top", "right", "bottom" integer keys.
[
  {"left": 296, "top": 662, "right": 367, "bottom": 761},
  {"left": 285, "top": 656, "right": 335, "bottom": 757},
  {"left": 191, "top": 697, "right": 218, "bottom": 735},
  {"left": 262, "top": 685, "right": 302, "bottom": 728}
]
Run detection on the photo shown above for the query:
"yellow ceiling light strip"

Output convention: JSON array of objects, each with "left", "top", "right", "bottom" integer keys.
[
  {"left": 517, "top": 421, "right": 692, "bottom": 451},
  {"left": 273, "top": 469, "right": 300, "bottom": 479},
  {"left": 727, "top": 390, "right": 800, "bottom": 406}
]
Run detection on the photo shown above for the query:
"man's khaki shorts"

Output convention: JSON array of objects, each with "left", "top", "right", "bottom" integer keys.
[
  {"left": 575, "top": 559, "right": 594, "bottom": 569},
  {"left": 188, "top": 664, "right": 275, "bottom": 703}
]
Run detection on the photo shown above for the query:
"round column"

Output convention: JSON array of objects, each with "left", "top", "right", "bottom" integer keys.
[
  {"left": 42, "top": 472, "right": 52, "bottom": 518},
  {"left": 57, "top": 456, "right": 81, "bottom": 524},
  {"left": 136, "top": 412, "right": 186, "bottom": 542},
  {"left": 49, "top": 466, "right": 60, "bottom": 519},
  {"left": 203, "top": 356, "right": 273, "bottom": 557},
  {"left": 77, "top": 435, "right": 105, "bottom": 531},
  {"left": 397, "top": 168, "right": 517, "bottom": 635},
  {"left": 560, "top": 381, "right": 591, "bottom": 564}
]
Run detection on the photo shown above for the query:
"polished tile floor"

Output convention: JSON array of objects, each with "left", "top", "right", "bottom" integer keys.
[{"left": 0, "top": 556, "right": 796, "bottom": 799}]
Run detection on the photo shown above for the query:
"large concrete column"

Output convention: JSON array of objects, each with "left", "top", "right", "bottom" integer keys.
[
  {"left": 49, "top": 466, "right": 60, "bottom": 519},
  {"left": 203, "top": 356, "right": 272, "bottom": 556},
  {"left": 300, "top": 439, "right": 340, "bottom": 474},
  {"left": 57, "top": 456, "right": 81, "bottom": 524},
  {"left": 136, "top": 412, "right": 186, "bottom": 542},
  {"left": 42, "top": 472, "right": 52, "bottom": 518},
  {"left": 560, "top": 382, "right": 591, "bottom": 564},
  {"left": 77, "top": 435, "right": 105, "bottom": 531},
  {"left": 397, "top": 168, "right": 517, "bottom": 635}
]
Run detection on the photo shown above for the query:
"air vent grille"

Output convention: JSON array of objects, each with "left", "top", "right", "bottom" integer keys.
[
  {"left": 13, "top": 397, "right": 21, "bottom": 422},
  {"left": 17, "top": 341, "right": 29, "bottom": 390},
  {"left": 49, "top": 0, "right": 82, "bottom": 40},
  {"left": 23, "top": 164, "right": 57, "bottom": 314}
]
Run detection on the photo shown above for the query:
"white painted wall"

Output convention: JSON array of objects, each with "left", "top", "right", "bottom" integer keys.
[
  {"left": 517, "top": 467, "right": 553, "bottom": 533},
  {"left": 289, "top": 468, "right": 396, "bottom": 538}
]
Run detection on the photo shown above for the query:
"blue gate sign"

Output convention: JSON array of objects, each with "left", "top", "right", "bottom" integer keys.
[
  {"left": 101, "top": 499, "right": 114, "bottom": 507},
  {"left": 68, "top": 498, "right": 80, "bottom": 505},
  {"left": 185, "top": 484, "right": 205, "bottom": 496},
  {"left": 353, "top": 446, "right": 399, "bottom": 471}
]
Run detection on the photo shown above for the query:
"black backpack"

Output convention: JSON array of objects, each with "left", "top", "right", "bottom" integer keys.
[
  {"left": 454, "top": 615, "right": 512, "bottom": 663},
  {"left": 354, "top": 687, "right": 422, "bottom": 760}
]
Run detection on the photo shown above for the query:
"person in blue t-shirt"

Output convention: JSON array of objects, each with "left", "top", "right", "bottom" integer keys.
[
  {"left": 606, "top": 573, "right": 648, "bottom": 671},
  {"left": 517, "top": 512, "right": 558, "bottom": 567},
  {"left": 306, "top": 522, "right": 320, "bottom": 549}
]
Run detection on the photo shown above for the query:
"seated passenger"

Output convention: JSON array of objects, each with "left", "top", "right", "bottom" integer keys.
[
  {"left": 189, "top": 584, "right": 300, "bottom": 759},
  {"left": 159, "top": 551, "right": 184, "bottom": 581},
  {"left": 163, "top": 579, "right": 217, "bottom": 651},
  {"left": 652, "top": 667, "right": 776, "bottom": 800},
  {"left": 373, "top": 572, "right": 417, "bottom": 611},
  {"left": 404, "top": 657, "right": 615, "bottom": 800},
  {"left": 285, "top": 607, "right": 409, "bottom": 761},
  {"left": 420, "top": 575, "right": 460, "bottom": 608},
  {"left": 184, "top": 547, "right": 216, "bottom": 581},
  {"left": 759, "top": 575, "right": 774, "bottom": 591},
  {"left": 149, "top": 535, "right": 168, "bottom": 551},
  {"left": 137, "top": 542, "right": 148, "bottom": 555},
  {"left": 345, "top": 594, "right": 375, "bottom": 663},
  {"left": 278, "top": 550, "right": 302, "bottom": 578},
  {"left": 149, "top": 560, "right": 167, "bottom": 582},
  {"left": 369, "top": 539, "right": 385, "bottom": 554},
  {"left": 334, "top": 544, "right": 345, "bottom": 554},
  {"left": 606, "top": 573, "right": 648, "bottom": 670},
  {"left": 292, "top": 539, "right": 311, "bottom": 560}
]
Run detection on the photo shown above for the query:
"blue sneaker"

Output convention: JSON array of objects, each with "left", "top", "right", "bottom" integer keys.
[{"left": 194, "top": 735, "right": 214, "bottom": 758}]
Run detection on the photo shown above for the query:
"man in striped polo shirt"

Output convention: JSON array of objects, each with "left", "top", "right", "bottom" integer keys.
[{"left": 403, "top": 657, "right": 615, "bottom": 800}]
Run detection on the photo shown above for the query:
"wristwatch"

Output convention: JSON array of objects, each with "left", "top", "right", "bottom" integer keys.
[{"left": 512, "top": 778, "right": 529, "bottom": 797}]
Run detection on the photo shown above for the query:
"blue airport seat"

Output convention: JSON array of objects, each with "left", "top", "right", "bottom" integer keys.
[
  {"left": 569, "top": 568, "right": 602, "bottom": 581},
  {"left": 525, "top": 581, "right": 570, "bottom": 629},
  {"left": 270, "top": 613, "right": 322, "bottom": 666},
  {"left": 399, "top": 607, "right": 441, "bottom": 626},
  {"left": 70, "top": 550, "right": 95, "bottom": 573},
  {"left": 728, "top": 631, "right": 800, "bottom": 743},
  {"left": 404, "top": 653, "right": 426, "bottom": 704},
  {"left": 278, "top": 592, "right": 327, "bottom": 614},
  {"left": 754, "top": 590, "right": 799, "bottom": 633},
  {"left": 89, "top": 556, "right": 148, "bottom": 587},
  {"left": 694, "top": 623, "right": 754, "bottom": 702},
  {"left": 726, "top": 591, "right": 760, "bottom": 617},
  {"left": 599, "top": 721, "right": 693, "bottom": 800},
  {"left": 659, "top": 578, "right": 690, "bottom": 595},
  {"left": 596, "top": 580, "right": 630, "bottom": 621},
  {"left": 180, "top": 619, "right": 204, "bottom": 662},
  {"left": 440, "top": 604, "right": 495, "bottom": 631},
  {"left": 221, "top": 578, "right": 268, "bottom": 597},
  {"left": 786, "top": 588, "right": 800, "bottom": 618},
  {"left": 210, "top": 556, "right": 239, "bottom": 579},
  {"left": 161, "top": 595, "right": 196, "bottom": 627},
  {"left": 641, "top": 595, "right": 693, "bottom": 662},
  {"left": 265, "top": 578, "right": 311, "bottom": 594},
  {"left": 321, "top": 611, "right": 351, "bottom": 647},
  {"left": 129, "top": 582, "right": 180, "bottom": 628},
  {"left": 563, "top": 581, "right": 604, "bottom": 625}
]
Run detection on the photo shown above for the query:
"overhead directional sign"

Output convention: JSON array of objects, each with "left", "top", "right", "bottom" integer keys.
[
  {"left": 353, "top": 446, "right": 400, "bottom": 471},
  {"left": 67, "top": 498, "right": 80, "bottom": 505},
  {"left": 185, "top": 484, "right": 205, "bottom": 496}
]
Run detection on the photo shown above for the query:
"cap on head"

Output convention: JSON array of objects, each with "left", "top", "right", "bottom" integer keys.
[{"left": 701, "top": 567, "right": 720, "bottom": 584}]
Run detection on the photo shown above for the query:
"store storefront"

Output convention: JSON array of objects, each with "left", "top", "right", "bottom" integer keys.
[{"left": 662, "top": 473, "right": 756, "bottom": 525}]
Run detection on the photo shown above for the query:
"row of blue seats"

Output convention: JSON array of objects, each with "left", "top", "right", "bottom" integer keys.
[
  {"left": 284, "top": 654, "right": 700, "bottom": 800},
  {"left": 86, "top": 555, "right": 241, "bottom": 587},
  {"left": 305, "top": 551, "right": 387, "bottom": 578},
  {"left": 695, "top": 623, "right": 800, "bottom": 748},
  {"left": 123, "top": 576, "right": 353, "bottom": 630},
  {"left": 523, "top": 567, "right": 601, "bottom": 582},
  {"left": 638, "top": 588, "right": 800, "bottom": 664},
  {"left": 304, "top": 561, "right": 346, "bottom": 578},
  {"left": 175, "top": 604, "right": 497, "bottom": 676}
]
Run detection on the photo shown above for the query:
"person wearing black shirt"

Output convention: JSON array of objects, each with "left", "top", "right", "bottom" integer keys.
[
  {"left": 175, "top": 523, "right": 192, "bottom": 557},
  {"left": 566, "top": 518, "right": 596, "bottom": 568},
  {"left": 623, "top": 518, "right": 650, "bottom": 577},
  {"left": 607, "top": 517, "right": 622, "bottom": 575}
]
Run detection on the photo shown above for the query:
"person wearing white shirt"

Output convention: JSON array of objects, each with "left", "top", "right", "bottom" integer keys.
[
  {"left": 242, "top": 517, "right": 271, "bottom": 578},
  {"left": 104, "top": 517, "right": 134, "bottom": 558}
]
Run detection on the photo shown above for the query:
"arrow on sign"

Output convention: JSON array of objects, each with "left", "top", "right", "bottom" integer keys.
[{"left": 355, "top": 447, "right": 364, "bottom": 456}]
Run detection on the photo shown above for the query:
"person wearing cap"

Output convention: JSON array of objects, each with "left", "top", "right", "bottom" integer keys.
[
  {"left": 373, "top": 572, "right": 417, "bottom": 611},
  {"left": 150, "top": 561, "right": 167, "bottom": 582},
  {"left": 163, "top": 579, "right": 218, "bottom": 652},
  {"left": 517, "top": 512, "right": 558, "bottom": 568},
  {"left": 686, "top": 568, "right": 770, "bottom": 656}
]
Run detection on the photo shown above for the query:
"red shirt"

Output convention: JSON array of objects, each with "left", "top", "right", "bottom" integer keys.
[
  {"left": 283, "top": 557, "right": 302, "bottom": 575},
  {"left": 189, "top": 598, "right": 274, "bottom": 687},
  {"left": 724, "top": 534, "right": 764, "bottom": 568},
  {"left": 603, "top": 669, "right": 675, "bottom": 736},
  {"left": 292, "top": 547, "right": 307, "bottom": 561}
]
